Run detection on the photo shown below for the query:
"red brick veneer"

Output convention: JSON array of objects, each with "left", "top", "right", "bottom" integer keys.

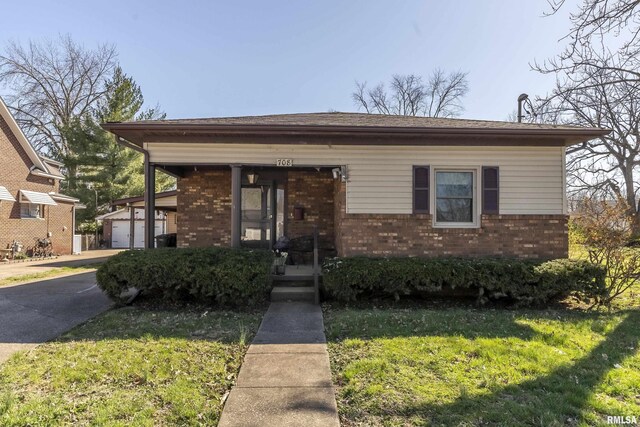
[
  {"left": 333, "top": 182, "right": 568, "bottom": 259},
  {"left": 287, "top": 170, "right": 335, "bottom": 242},
  {"left": 0, "top": 115, "right": 74, "bottom": 255},
  {"left": 177, "top": 168, "right": 232, "bottom": 248},
  {"left": 175, "top": 169, "right": 568, "bottom": 259}
]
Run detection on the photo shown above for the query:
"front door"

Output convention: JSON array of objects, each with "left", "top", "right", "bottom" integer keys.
[{"left": 241, "top": 181, "right": 285, "bottom": 249}]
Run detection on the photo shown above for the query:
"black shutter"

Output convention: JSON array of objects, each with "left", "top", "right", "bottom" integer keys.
[
  {"left": 482, "top": 166, "right": 499, "bottom": 214},
  {"left": 413, "top": 166, "right": 430, "bottom": 213}
]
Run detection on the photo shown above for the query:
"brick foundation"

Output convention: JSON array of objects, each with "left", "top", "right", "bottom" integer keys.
[
  {"left": 333, "top": 181, "right": 568, "bottom": 259},
  {"left": 175, "top": 170, "right": 568, "bottom": 260},
  {"left": 177, "top": 168, "right": 232, "bottom": 248}
]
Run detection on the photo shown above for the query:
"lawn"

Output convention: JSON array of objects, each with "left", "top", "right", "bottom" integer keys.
[
  {"left": 325, "top": 306, "right": 639, "bottom": 426},
  {"left": 0, "top": 264, "right": 99, "bottom": 288},
  {"left": 0, "top": 306, "right": 263, "bottom": 426}
]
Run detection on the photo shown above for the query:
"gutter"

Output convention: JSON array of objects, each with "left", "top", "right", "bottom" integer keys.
[
  {"left": 102, "top": 122, "right": 611, "bottom": 146},
  {"left": 30, "top": 166, "right": 65, "bottom": 180},
  {"left": 49, "top": 193, "right": 81, "bottom": 203},
  {"left": 40, "top": 156, "right": 64, "bottom": 167}
]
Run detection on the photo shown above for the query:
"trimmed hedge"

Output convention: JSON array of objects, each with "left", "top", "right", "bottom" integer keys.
[
  {"left": 97, "top": 247, "right": 274, "bottom": 306},
  {"left": 322, "top": 257, "right": 607, "bottom": 305}
]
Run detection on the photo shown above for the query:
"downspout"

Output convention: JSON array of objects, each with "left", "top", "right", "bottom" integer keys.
[
  {"left": 72, "top": 205, "right": 76, "bottom": 254},
  {"left": 144, "top": 152, "right": 156, "bottom": 249}
]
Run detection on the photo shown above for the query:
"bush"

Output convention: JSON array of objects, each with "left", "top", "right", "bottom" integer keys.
[
  {"left": 572, "top": 197, "right": 640, "bottom": 307},
  {"left": 97, "top": 247, "right": 274, "bottom": 306},
  {"left": 322, "top": 257, "right": 607, "bottom": 305}
]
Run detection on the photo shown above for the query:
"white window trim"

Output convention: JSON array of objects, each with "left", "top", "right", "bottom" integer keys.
[
  {"left": 431, "top": 166, "right": 481, "bottom": 229},
  {"left": 20, "top": 203, "right": 45, "bottom": 220}
]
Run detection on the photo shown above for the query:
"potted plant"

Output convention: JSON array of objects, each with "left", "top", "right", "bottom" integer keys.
[{"left": 273, "top": 251, "right": 287, "bottom": 275}]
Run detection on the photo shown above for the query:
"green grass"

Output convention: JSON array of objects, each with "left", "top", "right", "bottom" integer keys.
[
  {"left": 322, "top": 241, "right": 640, "bottom": 425},
  {"left": 325, "top": 306, "right": 640, "bottom": 426},
  {"left": 0, "top": 306, "right": 263, "bottom": 426},
  {"left": 0, "top": 264, "right": 99, "bottom": 287}
]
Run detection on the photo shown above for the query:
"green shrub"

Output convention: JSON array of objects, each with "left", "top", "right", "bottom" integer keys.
[
  {"left": 97, "top": 247, "right": 274, "bottom": 306},
  {"left": 322, "top": 257, "right": 607, "bottom": 305}
]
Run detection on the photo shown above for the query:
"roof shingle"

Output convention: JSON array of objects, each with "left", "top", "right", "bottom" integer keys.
[{"left": 124, "top": 111, "right": 594, "bottom": 131}]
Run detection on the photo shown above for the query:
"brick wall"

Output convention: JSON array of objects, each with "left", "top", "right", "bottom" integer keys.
[
  {"left": 287, "top": 169, "right": 336, "bottom": 261},
  {"left": 175, "top": 169, "right": 568, "bottom": 259},
  {"left": 177, "top": 168, "right": 232, "bottom": 248},
  {"left": 287, "top": 170, "right": 335, "bottom": 241},
  {"left": 333, "top": 181, "right": 568, "bottom": 260},
  {"left": 0, "top": 114, "right": 74, "bottom": 255}
]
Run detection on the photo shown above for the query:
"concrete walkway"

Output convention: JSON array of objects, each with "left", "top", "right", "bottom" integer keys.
[
  {"left": 218, "top": 302, "right": 340, "bottom": 426},
  {"left": 0, "top": 272, "right": 112, "bottom": 363}
]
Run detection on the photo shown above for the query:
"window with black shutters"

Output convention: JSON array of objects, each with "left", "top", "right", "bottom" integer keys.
[
  {"left": 413, "top": 166, "right": 430, "bottom": 213},
  {"left": 482, "top": 166, "right": 499, "bottom": 214}
]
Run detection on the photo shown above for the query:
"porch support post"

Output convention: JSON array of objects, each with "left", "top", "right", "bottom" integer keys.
[
  {"left": 231, "top": 165, "right": 242, "bottom": 248},
  {"left": 144, "top": 154, "right": 156, "bottom": 249},
  {"left": 128, "top": 204, "right": 135, "bottom": 249}
]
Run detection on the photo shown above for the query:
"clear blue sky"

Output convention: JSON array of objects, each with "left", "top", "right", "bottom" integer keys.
[{"left": 0, "top": 0, "right": 576, "bottom": 121}]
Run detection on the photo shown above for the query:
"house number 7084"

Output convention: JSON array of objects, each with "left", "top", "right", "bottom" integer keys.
[{"left": 276, "top": 159, "right": 293, "bottom": 167}]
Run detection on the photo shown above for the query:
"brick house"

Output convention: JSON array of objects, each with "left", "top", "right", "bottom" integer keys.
[
  {"left": 0, "top": 97, "right": 81, "bottom": 255},
  {"left": 102, "top": 113, "right": 607, "bottom": 260}
]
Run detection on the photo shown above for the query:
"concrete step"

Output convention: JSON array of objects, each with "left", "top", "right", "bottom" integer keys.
[
  {"left": 272, "top": 279, "right": 315, "bottom": 288},
  {"left": 270, "top": 286, "right": 316, "bottom": 302},
  {"left": 271, "top": 274, "right": 315, "bottom": 282}
]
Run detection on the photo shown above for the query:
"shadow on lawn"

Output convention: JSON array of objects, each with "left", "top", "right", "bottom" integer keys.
[
  {"left": 54, "top": 304, "right": 266, "bottom": 345},
  {"left": 324, "top": 305, "right": 603, "bottom": 342},
  {"left": 390, "top": 310, "right": 640, "bottom": 425}
]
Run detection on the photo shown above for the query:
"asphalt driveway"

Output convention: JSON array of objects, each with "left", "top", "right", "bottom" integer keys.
[
  {"left": 0, "top": 271, "right": 112, "bottom": 363},
  {"left": 0, "top": 249, "right": 122, "bottom": 280}
]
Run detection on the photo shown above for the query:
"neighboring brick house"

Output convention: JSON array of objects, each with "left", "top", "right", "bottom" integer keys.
[
  {"left": 102, "top": 113, "right": 608, "bottom": 260},
  {"left": 0, "top": 97, "right": 81, "bottom": 256}
]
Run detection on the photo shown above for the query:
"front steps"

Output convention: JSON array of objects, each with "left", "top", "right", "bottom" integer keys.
[
  {"left": 270, "top": 286, "right": 316, "bottom": 302},
  {"left": 270, "top": 265, "right": 319, "bottom": 303}
]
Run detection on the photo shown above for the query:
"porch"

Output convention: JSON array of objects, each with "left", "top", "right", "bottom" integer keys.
[{"left": 160, "top": 165, "right": 340, "bottom": 260}]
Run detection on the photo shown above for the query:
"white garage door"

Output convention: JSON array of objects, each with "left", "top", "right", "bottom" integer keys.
[{"left": 111, "top": 220, "right": 164, "bottom": 248}]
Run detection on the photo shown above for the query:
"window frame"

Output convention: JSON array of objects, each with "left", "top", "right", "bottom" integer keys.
[
  {"left": 20, "top": 202, "right": 44, "bottom": 219},
  {"left": 431, "top": 167, "right": 480, "bottom": 228}
]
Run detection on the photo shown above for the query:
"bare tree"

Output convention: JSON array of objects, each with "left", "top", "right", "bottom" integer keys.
[
  {"left": 547, "top": 0, "right": 640, "bottom": 57},
  {"left": 534, "top": 56, "right": 640, "bottom": 232},
  {"left": 0, "top": 35, "right": 117, "bottom": 158},
  {"left": 528, "top": 1, "right": 640, "bottom": 233},
  {"left": 352, "top": 70, "right": 469, "bottom": 118},
  {"left": 536, "top": 1, "right": 640, "bottom": 88}
]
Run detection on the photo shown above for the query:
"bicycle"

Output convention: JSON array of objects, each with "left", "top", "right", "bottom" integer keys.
[{"left": 30, "top": 237, "right": 53, "bottom": 258}]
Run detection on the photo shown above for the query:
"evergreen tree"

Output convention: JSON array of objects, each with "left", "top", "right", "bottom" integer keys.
[{"left": 61, "top": 67, "right": 175, "bottom": 226}]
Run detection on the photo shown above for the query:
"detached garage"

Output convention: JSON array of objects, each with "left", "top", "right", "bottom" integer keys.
[{"left": 98, "top": 209, "right": 175, "bottom": 249}]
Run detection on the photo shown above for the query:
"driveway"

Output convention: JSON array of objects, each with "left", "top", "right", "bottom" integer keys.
[
  {"left": 0, "top": 249, "right": 122, "bottom": 280},
  {"left": 0, "top": 271, "right": 112, "bottom": 363}
]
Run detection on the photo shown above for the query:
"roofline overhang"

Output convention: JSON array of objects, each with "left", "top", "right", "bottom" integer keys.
[
  {"left": 40, "top": 157, "right": 64, "bottom": 167},
  {"left": 111, "top": 190, "right": 178, "bottom": 207},
  {"left": 101, "top": 122, "right": 610, "bottom": 147},
  {"left": 0, "top": 96, "right": 50, "bottom": 172},
  {"left": 49, "top": 193, "right": 80, "bottom": 203},
  {"left": 30, "top": 167, "right": 64, "bottom": 180}
]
